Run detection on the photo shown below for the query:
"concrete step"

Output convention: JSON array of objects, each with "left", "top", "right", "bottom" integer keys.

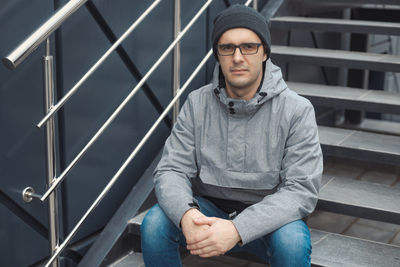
[
  {"left": 128, "top": 210, "right": 147, "bottom": 236},
  {"left": 361, "top": 4, "right": 400, "bottom": 11},
  {"left": 318, "top": 175, "right": 400, "bottom": 224},
  {"left": 109, "top": 251, "right": 145, "bottom": 267},
  {"left": 287, "top": 81, "right": 400, "bottom": 115},
  {"left": 338, "top": 119, "right": 400, "bottom": 137},
  {"left": 271, "top": 16, "right": 400, "bottom": 36},
  {"left": 271, "top": 45, "right": 400, "bottom": 72},
  {"left": 311, "top": 229, "right": 400, "bottom": 267},
  {"left": 107, "top": 250, "right": 192, "bottom": 267},
  {"left": 126, "top": 211, "right": 400, "bottom": 267},
  {"left": 318, "top": 125, "right": 400, "bottom": 165},
  {"left": 300, "top": 0, "right": 400, "bottom": 6}
]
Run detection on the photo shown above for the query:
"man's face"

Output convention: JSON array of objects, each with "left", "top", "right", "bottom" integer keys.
[{"left": 217, "top": 28, "right": 267, "bottom": 100}]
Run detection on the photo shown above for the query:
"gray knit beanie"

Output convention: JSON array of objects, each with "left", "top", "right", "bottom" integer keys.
[{"left": 212, "top": 4, "right": 271, "bottom": 61}]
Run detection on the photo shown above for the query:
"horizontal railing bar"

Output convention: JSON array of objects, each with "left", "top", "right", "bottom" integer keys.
[
  {"left": 37, "top": 0, "right": 161, "bottom": 129},
  {"left": 39, "top": 0, "right": 161, "bottom": 201},
  {"left": 84, "top": 1, "right": 173, "bottom": 130},
  {"left": 44, "top": 44, "right": 213, "bottom": 267},
  {"left": 245, "top": 0, "right": 254, "bottom": 6},
  {"left": 2, "top": 0, "right": 88, "bottom": 70},
  {"left": 40, "top": 0, "right": 213, "bottom": 202}
]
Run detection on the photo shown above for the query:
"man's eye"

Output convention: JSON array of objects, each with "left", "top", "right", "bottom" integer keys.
[
  {"left": 241, "top": 43, "right": 256, "bottom": 50},
  {"left": 220, "top": 45, "right": 233, "bottom": 51}
]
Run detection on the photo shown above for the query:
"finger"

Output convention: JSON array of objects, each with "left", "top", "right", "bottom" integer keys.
[
  {"left": 187, "top": 239, "right": 212, "bottom": 250},
  {"left": 193, "top": 216, "right": 216, "bottom": 226},
  {"left": 185, "top": 229, "right": 211, "bottom": 245},
  {"left": 190, "top": 245, "right": 216, "bottom": 256}
]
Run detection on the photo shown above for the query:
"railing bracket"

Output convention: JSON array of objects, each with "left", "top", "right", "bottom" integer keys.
[{"left": 22, "top": 187, "right": 42, "bottom": 203}]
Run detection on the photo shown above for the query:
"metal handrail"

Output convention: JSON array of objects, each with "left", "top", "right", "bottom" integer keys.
[
  {"left": 44, "top": 0, "right": 256, "bottom": 265},
  {"left": 44, "top": 3, "right": 215, "bottom": 265},
  {"left": 40, "top": 0, "right": 213, "bottom": 202},
  {"left": 36, "top": 0, "right": 161, "bottom": 129},
  {"left": 45, "top": 48, "right": 214, "bottom": 267},
  {"left": 2, "top": 0, "right": 88, "bottom": 70},
  {"left": 3, "top": 2, "right": 91, "bottom": 266}
]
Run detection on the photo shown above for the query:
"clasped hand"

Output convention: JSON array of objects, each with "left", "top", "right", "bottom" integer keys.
[{"left": 180, "top": 209, "right": 241, "bottom": 258}]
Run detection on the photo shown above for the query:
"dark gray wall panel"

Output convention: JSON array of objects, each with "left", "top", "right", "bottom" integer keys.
[{"left": 0, "top": 204, "right": 49, "bottom": 266}]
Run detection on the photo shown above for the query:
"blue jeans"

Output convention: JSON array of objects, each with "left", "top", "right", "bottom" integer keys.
[{"left": 141, "top": 197, "right": 311, "bottom": 267}]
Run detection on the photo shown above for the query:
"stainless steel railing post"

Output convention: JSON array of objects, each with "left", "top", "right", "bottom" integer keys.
[
  {"left": 253, "top": 0, "right": 258, "bottom": 10},
  {"left": 173, "top": 0, "right": 181, "bottom": 124},
  {"left": 43, "top": 38, "right": 60, "bottom": 267}
]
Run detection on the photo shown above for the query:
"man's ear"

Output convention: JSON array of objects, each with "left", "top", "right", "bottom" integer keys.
[
  {"left": 263, "top": 52, "right": 267, "bottom": 62},
  {"left": 262, "top": 45, "right": 268, "bottom": 61}
]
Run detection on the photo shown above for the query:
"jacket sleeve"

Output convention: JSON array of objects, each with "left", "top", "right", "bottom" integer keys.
[
  {"left": 153, "top": 95, "right": 198, "bottom": 228},
  {"left": 232, "top": 100, "right": 323, "bottom": 245}
]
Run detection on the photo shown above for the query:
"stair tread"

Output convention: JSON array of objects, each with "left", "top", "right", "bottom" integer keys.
[
  {"left": 339, "top": 119, "right": 400, "bottom": 136},
  {"left": 271, "top": 16, "right": 400, "bottom": 35},
  {"left": 109, "top": 251, "right": 145, "bottom": 267},
  {"left": 128, "top": 210, "right": 147, "bottom": 232},
  {"left": 109, "top": 252, "right": 192, "bottom": 267},
  {"left": 311, "top": 229, "right": 400, "bottom": 266},
  {"left": 319, "top": 125, "right": 400, "bottom": 154},
  {"left": 319, "top": 175, "right": 400, "bottom": 224},
  {"left": 271, "top": 45, "right": 400, "bottom": 72},
  {"left": 301, "top": 0, "right": 400, "bottom": 5},
  {"left": 287, "top": 81, "right": 400, "bottom": 114}
]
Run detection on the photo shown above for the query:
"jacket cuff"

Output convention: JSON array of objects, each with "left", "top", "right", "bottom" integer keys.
[
  {"left": 232, "top": 217, "right": 250, "bottom": 245},
  {"left": 232, "top": 213, "right": 266, "bottom": 245},
  {"left": 167, "top": 198, "right": 200, "bottom": 228}
]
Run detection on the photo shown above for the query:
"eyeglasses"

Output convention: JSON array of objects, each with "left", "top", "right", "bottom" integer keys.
[{"left": 217, "top": 43, "right": 263, "bottom": 56}]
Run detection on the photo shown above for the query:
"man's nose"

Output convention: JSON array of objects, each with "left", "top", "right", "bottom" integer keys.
[{"left": 232, "top": 47, "right": 244, "bottom": 62}]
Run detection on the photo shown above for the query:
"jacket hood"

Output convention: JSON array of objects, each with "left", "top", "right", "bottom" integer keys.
[{"left": 211, "top": 59, "right": 288, "bottom": 116}]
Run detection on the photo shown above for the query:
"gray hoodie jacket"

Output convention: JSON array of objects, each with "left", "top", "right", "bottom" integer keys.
[{"left": 154, "top": 59, "right": 323, "bottom": 245}]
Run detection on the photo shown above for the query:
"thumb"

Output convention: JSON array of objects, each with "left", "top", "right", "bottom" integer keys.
[{"left": 193, "top": 216, "right": 217, "bottom": 226}]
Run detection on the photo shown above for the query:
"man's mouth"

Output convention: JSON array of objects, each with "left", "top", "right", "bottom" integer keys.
[{"left": 231, "top": 68, "right": 247, "bottom": 74}]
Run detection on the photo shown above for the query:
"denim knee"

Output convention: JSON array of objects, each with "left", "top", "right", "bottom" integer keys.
[
  {"left": 268, "top": 220, "right": 311, "bottom": 266},
  {"left": 141, "top": 204, "right": 174, "bottom": 243},
  {"left": 141, "top": 205, "right": 185, "bottom": 266}
]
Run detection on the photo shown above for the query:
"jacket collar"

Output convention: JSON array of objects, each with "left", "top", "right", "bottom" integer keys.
[{"left": 212, "top": 59, "right": 287, "bottom": 116}]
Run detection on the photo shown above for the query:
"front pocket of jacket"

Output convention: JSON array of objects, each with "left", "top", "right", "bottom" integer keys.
[{"left": 199, "top": 165, "right": 280, "bottom": 190}]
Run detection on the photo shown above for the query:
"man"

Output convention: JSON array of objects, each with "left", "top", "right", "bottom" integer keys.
[{"left": 141, "top": 4, "right": 322, "bottom": 267}]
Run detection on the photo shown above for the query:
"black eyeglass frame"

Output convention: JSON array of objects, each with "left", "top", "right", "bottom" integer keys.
[{"left": 217, "top": 43, "right": 264, "bottom": 56}]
